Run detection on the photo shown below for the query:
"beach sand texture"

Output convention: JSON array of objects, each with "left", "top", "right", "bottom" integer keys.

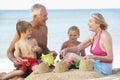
[
  {"left": 24, "top": 56, "right": 120, "bottom": 80},
  {"left": 25, "top": 68, "right": 120, "bottom": 80}
]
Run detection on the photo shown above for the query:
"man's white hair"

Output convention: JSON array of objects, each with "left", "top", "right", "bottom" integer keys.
[{"left": 30, "top": 3, "right": 45, "bottom": 17}]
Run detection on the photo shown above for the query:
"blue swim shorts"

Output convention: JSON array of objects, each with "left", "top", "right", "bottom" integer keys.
[{"left": 92, "top": 60, "right": 112, "bottom": 75}]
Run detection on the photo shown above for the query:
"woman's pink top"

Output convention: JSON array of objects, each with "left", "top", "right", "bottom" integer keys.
[{"left": 90, "top": 31, "right": 112, "bottom": 63}]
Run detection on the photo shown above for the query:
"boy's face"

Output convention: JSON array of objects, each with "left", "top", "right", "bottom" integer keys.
[
  {"left": 68, "top": 30, "right": 79, "bottom": 42},
  {"left": 25, "top": 27, "right": 32, "bottom": 38}
]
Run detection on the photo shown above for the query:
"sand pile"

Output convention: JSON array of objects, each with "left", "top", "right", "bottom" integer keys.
[
  {"left": 54, "top": 60, "right": 68, "bottom": 73},
  {"left": 31, "top": 63, "right": 51, "bottom": 75},
  {"left": 79, "top": 59, "right": 93, "bottom": 71},
  {"left": 25, "top": 59, "right": 120, "bottom": 80},
  {"left": 25, "top": 60, "right": 102, "bottom": 80},
  {"left": 25, "top": 69, "right": 102, "bottom": 80}
]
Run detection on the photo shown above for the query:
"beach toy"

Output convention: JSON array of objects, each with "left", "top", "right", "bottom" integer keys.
[
  {"left": 20, "top": 59, "right": 28, "bottom": 66},
  {"left": 41, "top": 54, "right": 54, "bottom": 66},
  {"left": 75, "top": 60, "right": 80, "bottom": 68}
]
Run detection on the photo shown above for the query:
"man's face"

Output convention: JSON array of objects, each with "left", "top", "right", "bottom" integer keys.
[{"left": 36, "top": 7, "right": 48, "bottom": 26}]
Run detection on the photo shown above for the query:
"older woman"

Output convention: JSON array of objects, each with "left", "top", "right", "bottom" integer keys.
[{"left": 61, "top": 13, "right": 113, "bottom": 75}]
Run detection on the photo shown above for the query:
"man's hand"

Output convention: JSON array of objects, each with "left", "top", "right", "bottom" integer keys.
[
  {"left": 13, "top": 58, "right": 22, "bottom": 67},
  {"left": 49, "top": 50, "right": 57, "bottom": 59}
]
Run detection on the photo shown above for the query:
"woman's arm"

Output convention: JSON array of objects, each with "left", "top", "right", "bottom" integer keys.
[
  {"left": 77, "top": 36, "right": 92, "bottom": 51},
  {"left": 61, "top": 35, "right": 92, "bottom": 55}
]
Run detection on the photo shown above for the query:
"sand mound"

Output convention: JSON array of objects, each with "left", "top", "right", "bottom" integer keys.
[
  {"left": 79, "top": 59, "right": 94, "bottom": 71},
  {"left": 25, "top": 68, "right": 120, "bottom": 80},
  {"left": 25, "top": 69, "right": 102, "bottom": 80},
  {"left": 54, "top": 60, "right": 68, "bottom": 73},
  {"left": 32, "top": 63, "right": 51, "bottom": 74}
]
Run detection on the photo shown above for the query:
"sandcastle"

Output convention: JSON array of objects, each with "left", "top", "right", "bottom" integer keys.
[
  {"left": 54, "top": 60, "right": 68, "bottom": 73},
  {"left": 79, "top": 59, "right": 94, "bottom": 71},
  {"left": 32, "top": 63, "right": 51, "bottom": 74},
  {"left": 25, "top": 59, "right": 103, "bottom": 80}
]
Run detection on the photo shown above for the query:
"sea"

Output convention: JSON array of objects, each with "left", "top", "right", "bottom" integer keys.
[{"left": 0, "top": 9, "right": 120, "bottom": 72}]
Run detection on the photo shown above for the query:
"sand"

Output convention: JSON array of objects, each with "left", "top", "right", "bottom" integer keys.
[
  {"left": 25, "top": 68, "right": 120, "bottom": 80},
  {"left": 25, "top": 56, "right": 120, "bottom": 80},
  {"left": 1, "top": 56, "right": 120, "bottom": 80}
]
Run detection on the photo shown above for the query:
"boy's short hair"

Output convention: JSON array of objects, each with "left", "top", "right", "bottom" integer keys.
[{"left": 16, "top": 21, "right": 32, "bottom": 37}]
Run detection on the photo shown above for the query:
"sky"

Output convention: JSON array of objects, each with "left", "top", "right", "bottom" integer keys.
[{"left": 0, "top": 0, "right": 120, "bottom": 10}]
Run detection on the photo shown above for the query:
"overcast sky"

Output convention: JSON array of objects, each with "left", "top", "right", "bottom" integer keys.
[{"left": 0, "top": 0, "right": 120, "bottom": 10}]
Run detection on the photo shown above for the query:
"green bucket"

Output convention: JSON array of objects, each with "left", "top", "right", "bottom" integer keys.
[{"left": 75, "top": 60, "right": 80, "bottom": 68}]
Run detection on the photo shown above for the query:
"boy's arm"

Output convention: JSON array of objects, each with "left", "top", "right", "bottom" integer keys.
[
  {"left": 15, "top": 42, "right": 21, "bottom": 58},
  {"left": 14, "top": 42, "right": 22, "bottom": 62},
  {"left": 32, "top": 39, "right": 42, "bottom": 53}
]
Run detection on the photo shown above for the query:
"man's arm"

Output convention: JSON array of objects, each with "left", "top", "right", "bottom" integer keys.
[
  {"left": 7, "top": 33, "right": 20, "bottom": 62},
  {"left": 43, "top": 26, "right": 50, "bottom": 54}
]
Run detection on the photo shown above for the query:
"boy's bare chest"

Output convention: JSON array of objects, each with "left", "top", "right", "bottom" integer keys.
[{"left": 20, "top": 41, "right": 35, "bottom": 54}]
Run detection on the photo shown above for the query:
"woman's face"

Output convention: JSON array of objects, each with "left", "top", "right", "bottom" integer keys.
[{"left": 88, "top": 17, "right": 100, "bottom": 32}]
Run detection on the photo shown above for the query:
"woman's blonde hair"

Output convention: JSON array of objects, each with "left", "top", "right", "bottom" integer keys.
[{"left": 91, "top": 13, "right": 108, "bottom": 30}]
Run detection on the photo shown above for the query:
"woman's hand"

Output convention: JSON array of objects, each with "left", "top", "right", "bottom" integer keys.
[
  {"left": 84, "top": 55, "right": 94, "bottom": 59},
  {"left": 49, "top": 50, "right": 57, "bottom": 58}
]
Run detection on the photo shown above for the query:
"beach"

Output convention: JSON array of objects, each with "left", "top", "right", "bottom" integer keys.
[
  {"left": 0, "top": 9, "right": 120, "bottom": 79},
  {"left": 0, "top": 55, "right": 120, "bottom": 73},
  {"left": 24, "top": 56, "right": 120, "bottom": 80},
  {"left": 24, "top": 69, "right": 120, "bottom": 80},
  {"left": 0, "top": 56, "right": 120, "bottom": 80}
]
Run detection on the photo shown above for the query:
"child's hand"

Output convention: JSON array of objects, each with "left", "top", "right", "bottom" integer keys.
[
  {"left": 60, "top": 49, "right": 67, "bottom": 56},
  {"left": 31, "top": 45, "right": 41, "bottom": 53},
  {"left": 20, "top": 59, "right": 30, "bottom": 66}
]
